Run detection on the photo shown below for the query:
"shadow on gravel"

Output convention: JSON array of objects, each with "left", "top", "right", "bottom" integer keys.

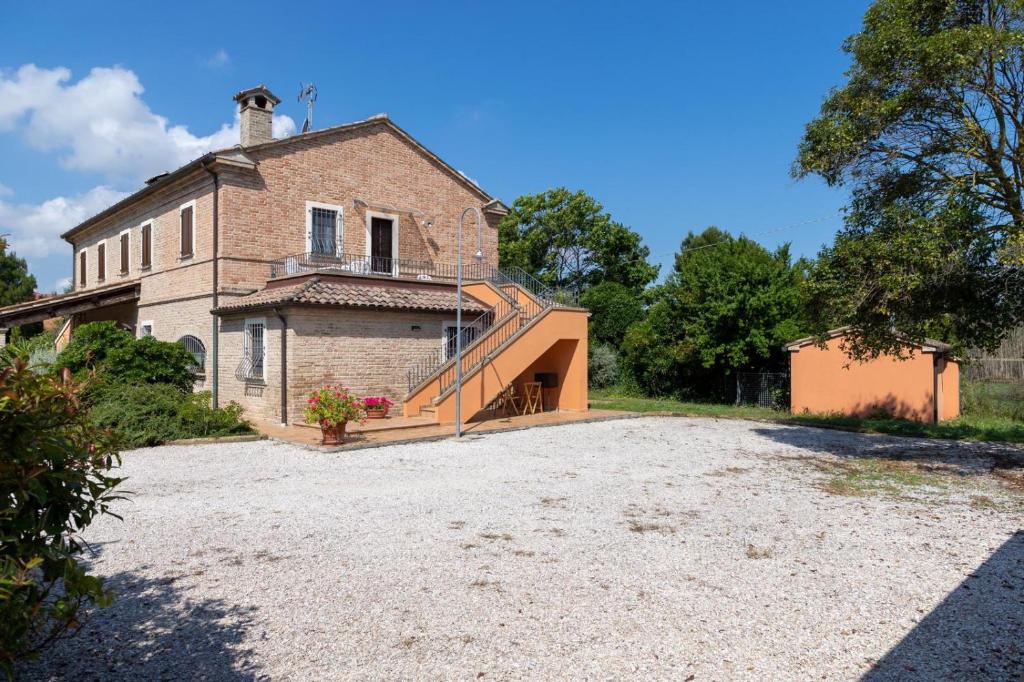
[
  {"left": 753, "top": 426, "right": 1024, "bottom": 477},
  {"left": 20, "top": 566, "right": 261, "bottom": 680},
  {"left": 863, "top": 531, "right": 1024, "bottom": 681}
]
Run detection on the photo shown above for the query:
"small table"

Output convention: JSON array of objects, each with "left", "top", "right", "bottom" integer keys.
[{"left": 521, "top": 382, "right": 543, "bottom": 415}]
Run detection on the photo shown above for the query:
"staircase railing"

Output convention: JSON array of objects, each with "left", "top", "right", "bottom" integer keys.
[
  {"left": 405, "top": 297, "right": 516, "bottom": 391},
  {"left": 403, "top": 266, "right": 580, "bottom": 395}
]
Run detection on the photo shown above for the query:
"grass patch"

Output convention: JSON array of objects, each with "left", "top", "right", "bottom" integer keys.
[
  {"left": 589, "top": 388, "right": 1024, "bottom": 445},
  {"left": 813, "top": 458, "right": 951, "bottom": 499}
]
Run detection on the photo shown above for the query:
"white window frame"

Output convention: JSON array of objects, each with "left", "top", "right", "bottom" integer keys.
[
  {"left": 140, "top": 320, "right": 154, "bottom": 338},
  {"left": 179, "top": 200, "right": 197, "bottom": 259},
  {"left": 441, "top": 318, "right": 484, "bottom": 361},
  {"left": 140, "top": 219, "right": 154, "bottom": 270},
  {"left": 364, "top": 210, "right": 400, "bottom": 275},
  {"left": 243, "top": 317, "right": 267, "bottom": 382},
  {"left": 305, "top": 201, "right": 344, "bottom": 255},
  {"left": 118, "top": 229, "right": 131, "bottom": 276},
  {"left": 96, "top": 239, "right": 107, "bottom": 282}
]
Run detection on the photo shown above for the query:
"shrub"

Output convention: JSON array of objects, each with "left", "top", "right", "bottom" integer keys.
[
  {"left": 0, "top": 349, "right": 124, "bottom": 673},
  {"left": 961, "top": 380, "right": 1024, "bottom": 421},
  {"left": 88, "top": 383, "right": 253, "bottom": 448},
  {"left": 103, "top": 337, "right": 197, "bottom": 393},
  {"left": 588, "top": 343, "right": 620, "bottom": 388},
  {"left": 55, "top": 321, "right": 133, "bottom": 374}
]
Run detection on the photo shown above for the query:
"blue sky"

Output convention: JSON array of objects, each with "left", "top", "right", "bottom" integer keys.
[{"left": 0, "top": 0, "right": 870, "bottom": 291}]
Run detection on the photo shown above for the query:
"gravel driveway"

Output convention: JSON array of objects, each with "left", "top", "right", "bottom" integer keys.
[{"left": 24, "top": 417, "right": 1024, "bottom": 680}]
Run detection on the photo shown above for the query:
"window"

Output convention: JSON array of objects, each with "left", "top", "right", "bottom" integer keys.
[
  {"left": 305, "top": 201, "right": 343, "bottom": 255},
  {"left": 119, "top": 230, "right": 130, "bottom": 274},
  {"left": 140, "top": 321, "right": 154, "bottom": 337},
  {"left": 180, "top": 201, "right": 195, "bottom": 258},
  {"left": 443, "top": 321, "right": 481, "bottom": 361},
  {"left": 178, "top": 335, "right": 207, "bottom": 375},
  {"left": 242, "top": 319, "right": 266, "bottom": 382},
  {"left": 79, "top": 250, "right": 86, "bottom": 286},
  {"left": 97, "top": 242, "right": 106, "bottom": 281},
  {"left": 141, "top": 221, "right": 152, "bottom": 268}
]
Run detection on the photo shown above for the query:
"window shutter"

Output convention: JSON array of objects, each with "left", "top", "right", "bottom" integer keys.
[
  {"left": 120, "top": 233, "right": 129, "bottom": 273},
  {"left": 181, "top": 205, "right": 194, "bottom": 257},
  {"left": 79, "top": 251, "right": 86, "bottom": 285},
  {"left": 97, "top": 243, "right": 105, "bottom": 280},
  {"left": 141, "top": 224, "right": 151, "bottom": 268}
]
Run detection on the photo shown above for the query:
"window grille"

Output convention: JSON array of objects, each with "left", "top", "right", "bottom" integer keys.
[
  {"left": 178, "top": 335, "right": 207, "bottom": 374},
  {"left": 140, "top": 322, "right": 154, "bottom": 338},
  {"left": 239, "top": 320, "right": 266, "bottom": 382},
  {"left": 310, "top": 207, "right": 338, "bottom": 254}
]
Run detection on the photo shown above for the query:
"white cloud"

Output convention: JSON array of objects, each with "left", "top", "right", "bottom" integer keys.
[
  {"left": 206, "top": 49, "right": 230, "bottom": 68},
  {"left": 0, "top": 182, "right": 12, "bottom": 197},
  {"left": 0, "top": 186, "right": 129, "bottom": 258},
  {"left": 0, "top": 64, "right": 296, "bottom": 183},
  {"left": 53, "top": 276, "right": 71, "bottom": 292}
]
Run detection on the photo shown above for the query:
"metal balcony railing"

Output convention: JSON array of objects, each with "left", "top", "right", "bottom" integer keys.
[
  {"left": 267, "top": 251, "right": 580, "bottom": 308},
  {"left": 269, "top": 251, "right": 495, "bottom": 283}
]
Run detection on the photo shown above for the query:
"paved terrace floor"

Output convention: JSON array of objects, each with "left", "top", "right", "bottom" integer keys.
[{"left": 258, "top": 409, "right": 634, "bottom": 449}]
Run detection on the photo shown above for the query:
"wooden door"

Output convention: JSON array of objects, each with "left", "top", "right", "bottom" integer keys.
[{"left": 370, "top": 217, "right": 393, "bottom": 273}]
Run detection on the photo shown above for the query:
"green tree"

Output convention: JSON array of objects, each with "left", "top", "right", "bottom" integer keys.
[
  {"left": 580, "top": 281, "right": 645, "bottom": 347},
  {"left": 794, "top": 0, "right": 1024, "bottom": 357},
  {"left": 498, "top": 188, "right": 659, "bottom": 294},
  {"left": 621, "top": 228, "right": 807, "bottom": 399},
  {"left": 0, "top": 238, "right": 37, "bottom": 342}
]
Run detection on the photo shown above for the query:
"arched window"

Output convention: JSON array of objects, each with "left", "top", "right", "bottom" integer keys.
[{"left": 178, "top": 335, "right": 207, "bottom": 375}]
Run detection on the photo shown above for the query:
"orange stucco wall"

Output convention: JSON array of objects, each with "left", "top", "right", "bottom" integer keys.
[
  {"left": 789, "top": 336, "right": 960, "bottom": 422},
  {"left": 937, "top": 356, "right": 961, "bottom": 421},
  {"left": 425, "top": 308, "right": 589, "bottom": 424}
]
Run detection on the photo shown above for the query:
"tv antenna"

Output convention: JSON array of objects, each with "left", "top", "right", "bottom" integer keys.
[{"left": 298, "top": 82, "right": 318, "bottom": 133}]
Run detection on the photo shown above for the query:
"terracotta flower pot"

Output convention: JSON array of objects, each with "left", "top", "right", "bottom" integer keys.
[
  {"left": 365, "top": 405, "right": 389, "bottom": 419},
  {"left": 320, "top": 421, "right": 347, "bottom": 445}
]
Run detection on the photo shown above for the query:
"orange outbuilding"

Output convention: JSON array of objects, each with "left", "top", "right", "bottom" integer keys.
[{"left": 785, "top": 327, "right": 960, "bottom": 423}]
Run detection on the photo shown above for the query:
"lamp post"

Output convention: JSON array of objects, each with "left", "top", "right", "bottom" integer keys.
[{"left": 455, "top": 206, "right": 483, "bottom": 438}]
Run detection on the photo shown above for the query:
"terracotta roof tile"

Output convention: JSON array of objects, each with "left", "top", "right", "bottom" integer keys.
[{"left": 215, "top": 277, "right": 488, "bottom": 314}]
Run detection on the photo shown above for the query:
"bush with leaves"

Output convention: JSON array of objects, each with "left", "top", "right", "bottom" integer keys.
[
  {"left": 88, "top": 383, "right": 252, "bottom": 448},
  {"left": 580, "top": 281, "right": 645, "bottom": 348},
  {"left": 588, "top": 343, "right": 620, "bottom": 389},
  {"left": 0, "top": 348, "right": 124, "bottom": 673}
]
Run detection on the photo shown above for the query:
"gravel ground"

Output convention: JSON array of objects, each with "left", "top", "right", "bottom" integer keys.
[{"left": 23, "top": 417, "right": 1024, "bottom": 680}]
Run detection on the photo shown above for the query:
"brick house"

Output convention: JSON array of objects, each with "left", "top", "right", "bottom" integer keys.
[{"left": 0, "top": 86, "right": 589, "bottom": 427}]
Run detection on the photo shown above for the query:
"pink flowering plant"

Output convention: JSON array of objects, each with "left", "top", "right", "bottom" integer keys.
[
  {"left": 362, "top": 396, "right": 394, "bottom": 412},
  {"left": 303, "top": 385, "right": 364, "bottom": 428}
]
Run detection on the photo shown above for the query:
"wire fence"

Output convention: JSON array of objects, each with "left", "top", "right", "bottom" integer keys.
[{"left": 735, "top": 372, "right": 790, "bottom": 410}]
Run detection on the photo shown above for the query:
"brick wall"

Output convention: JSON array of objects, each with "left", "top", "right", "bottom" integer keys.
[
  {"left": 216, "top": 306, "right": 450, "bottom": 424},
  {"left": 69, "top": 175, "right": 215, "bottom": 304},
  {"left": 217, "top": 121, "right": 501, "bottom": 291}
]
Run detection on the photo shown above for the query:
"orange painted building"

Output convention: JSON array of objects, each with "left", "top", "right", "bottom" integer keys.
[{"left": 785, "top": 327, "right": 960, "bottom": 423}]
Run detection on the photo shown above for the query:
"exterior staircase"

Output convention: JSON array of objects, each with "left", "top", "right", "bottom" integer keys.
[{"left": 403, "top": 267, "right": 589, "bottom": 423}]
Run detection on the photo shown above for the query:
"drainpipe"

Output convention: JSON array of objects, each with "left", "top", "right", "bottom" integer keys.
[
  {"left": 933, "top": 354, "right": 941, "bottom": 424},
  {"left": 202, "top": 160, "right": 220, "bottom": 408},
  {"left": 274, "top": 307, "right": 288, "bottom": 425}
]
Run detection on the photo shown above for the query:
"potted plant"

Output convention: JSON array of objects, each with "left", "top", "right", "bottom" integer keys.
[
  {"left": 304, "top": 385, "right": 364, "bottom": 445},
  {"left": 362, "top": 396, "right": 394, "bottom": 419}
]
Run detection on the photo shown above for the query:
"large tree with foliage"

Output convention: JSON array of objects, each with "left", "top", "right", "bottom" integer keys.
[
  {"left": 0, "top": 238, "right": 36, "bottom": 308},
  {"left": 498, "top": 188, "right": 659, "bottom": 294},
  {"left": 795, "top": 0, "right": 1024, "bottom": 357},
  {"left": 621, "top": 228, "right": 807, "bottom": 399}
]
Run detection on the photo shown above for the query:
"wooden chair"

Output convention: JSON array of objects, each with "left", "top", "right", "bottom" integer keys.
[
  {"left": 522, "top": 381, "right": 543, "bottom": 415},
  {"left": 497, "top": 384, "right": 524, "bottom": 416}
]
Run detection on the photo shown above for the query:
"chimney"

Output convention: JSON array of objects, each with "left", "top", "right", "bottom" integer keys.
[{"left": 233, "top": 85, "right": 281, "bottom": 147}]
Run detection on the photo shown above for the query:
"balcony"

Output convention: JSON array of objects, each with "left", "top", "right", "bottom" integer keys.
[{"left": 268, "top": 251, "right": 495, "bottom": 284}]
